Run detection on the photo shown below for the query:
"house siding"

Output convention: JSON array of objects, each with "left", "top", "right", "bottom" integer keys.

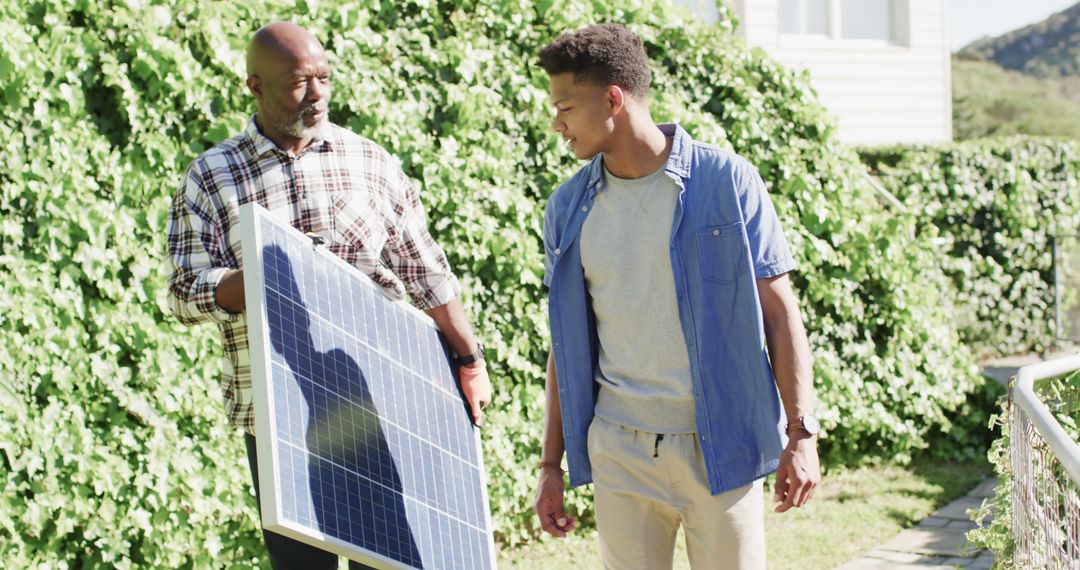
[{"left": 733, "top": 0, "right": 952, "bottom": 146}]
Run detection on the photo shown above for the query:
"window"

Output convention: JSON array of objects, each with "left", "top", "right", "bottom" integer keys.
[
  {"left": 671, "top": 0, "right": 720, "bottom": 25},
  {"left": 841, "top": 0, "right": 894, "bottom": 41},
  {"left": 780, "top": 0, "right": 905, "bottom": 44},
  {"left": 780, "top": 0, "right": 829, "bottom": 35}
]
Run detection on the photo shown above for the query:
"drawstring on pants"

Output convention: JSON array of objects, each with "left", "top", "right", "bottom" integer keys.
[{"left": 653, "top": 434, "right": 664, "bottom": 458}]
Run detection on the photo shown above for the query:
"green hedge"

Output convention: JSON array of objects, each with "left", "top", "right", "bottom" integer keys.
[
  {"left": 1, "top": 0, "right": 993, "bottom": 565},
  {"left": 861, "top": 138, "right": 1080, "bottom": 357}
]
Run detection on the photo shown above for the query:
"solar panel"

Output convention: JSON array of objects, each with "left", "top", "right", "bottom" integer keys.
[{"left": 239, "top": 203, "right": 496, "bottom": 569}]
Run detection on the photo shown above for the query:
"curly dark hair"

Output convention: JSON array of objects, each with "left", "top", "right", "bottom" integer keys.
[{"left": 537, "top": 23, "right": 650, "bottom": 97}]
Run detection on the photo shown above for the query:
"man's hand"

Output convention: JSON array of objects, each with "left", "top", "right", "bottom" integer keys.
[
  {"left": 424, "top": 299, "right": 489, "bottom": 425},
  {"left": 533, "top": 465, "right": 578, "bottom": 537},
  {"left": 215, "top": 269, "right": 246, "bottom": 313},
  {"left": 773, "top": 432, "right": 820, "bottom": 512},
  {"left": 458, "top": 362, "right": 492, "bottom": 427}
]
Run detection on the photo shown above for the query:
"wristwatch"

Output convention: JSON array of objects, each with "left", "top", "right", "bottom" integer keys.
[
  {"left": 786, "top": 415, "right": 820, "bottom": 436},
  {"left": 452, "top": 342, "right": 485, "bottom": 366}
]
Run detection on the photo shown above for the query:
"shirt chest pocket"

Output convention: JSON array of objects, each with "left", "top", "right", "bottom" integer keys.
[
  {"left": 696, "top": 222, "right": 748, "bottom": 283},
  {"left": 329, "top": 192, "right": 389, "bottom": 254}
]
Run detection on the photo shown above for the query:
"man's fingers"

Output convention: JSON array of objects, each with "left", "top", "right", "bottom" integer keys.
[
  {"left": 459, "top": 365, "right": 492, "bottom": 422},
  {"left": 775, "top": 490, "right": 796, "bottom": 512},
  {"left": 537, "top": 508, "right": 570, "bottom": 537},
  {"left": 795, "top": 479, "right": 817, "bottom": 507},
  {"left": 534, "top": 484, "right": 575, "bottom": 537},
  {"left": 466, "top": 395, "right": 484, "bottom": 426},
  {"left": 548, "top": 511, "right": 576, "bottom": 535},
  {"left": 793, "top": 480, "right": 811, "bottom": 507},
  {"left": 539, "top": 517, "right": 565, "bottom": 538},
  {"left": 774, "top": 475, "right": 800, "bottom": 513},
  {"left": 539, "top": 514, "right": 565, "bottom": 537},
  {"left": 773, "top": 472, "right": 789, "bottom": 504},
  {"left": 549, "top": 495, "right": 566, "bottom": 526},
  {"left": 776, "top": 477, "right": 815, "bottom": 511},
  {"left": 470, "top": 402, "right": 484, "bottom": 426}
]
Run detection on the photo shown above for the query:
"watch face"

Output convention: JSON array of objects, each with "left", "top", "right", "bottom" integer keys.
[{"left": 802, "top": 415, "right": 820, "bottom": 435}]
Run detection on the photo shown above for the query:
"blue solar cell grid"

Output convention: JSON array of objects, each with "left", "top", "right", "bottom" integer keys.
[{"left": 250, "top": 209, "right": 493, "bottom": 570}]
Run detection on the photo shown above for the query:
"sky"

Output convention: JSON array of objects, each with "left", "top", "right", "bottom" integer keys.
[{"left": 950, "top": 0, "right": 1079, "bottom": 50}]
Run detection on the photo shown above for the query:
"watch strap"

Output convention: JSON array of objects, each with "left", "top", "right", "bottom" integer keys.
[
  {"left": 453, "top": 342, "right": 485, "bottom": 366},
  {"left": 786, "top": 415, "right": 819, "bottom": 435}
]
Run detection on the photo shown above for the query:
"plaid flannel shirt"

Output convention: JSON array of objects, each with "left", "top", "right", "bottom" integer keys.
[{"left": 166, "top": 116, "right": 461, "bottom": 433}]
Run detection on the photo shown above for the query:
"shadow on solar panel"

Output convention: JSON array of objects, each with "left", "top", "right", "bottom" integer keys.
[
  {"left": 241, "top": 204, "right": 496, "bottom": 570},
  {"left": 266, "top": 245, "right": 422, "bottom": 561}
]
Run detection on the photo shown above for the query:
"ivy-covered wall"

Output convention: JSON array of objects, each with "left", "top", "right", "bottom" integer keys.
[
  {"left": 861, "top": 138, "right": 1080, "bottom": 357},
  {"left": 0, "top": 0, "right": 1011, "bottom": 566}
]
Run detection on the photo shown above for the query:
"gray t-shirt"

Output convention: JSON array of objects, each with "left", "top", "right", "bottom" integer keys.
[{"left": 580, "top": 160, "right": 696, "bottom": 434}]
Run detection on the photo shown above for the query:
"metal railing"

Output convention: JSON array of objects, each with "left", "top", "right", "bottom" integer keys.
[
  {"left": 860, "top": 169, "right": 906, "bottom": 212},
  {"left": 1011, "top": 355, "right": 1080, "bottom": 569}
]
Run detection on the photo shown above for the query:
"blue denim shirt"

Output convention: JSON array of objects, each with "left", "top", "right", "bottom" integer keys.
[{"left": 543, "top": 124, "right": 797, "bottom": 495}]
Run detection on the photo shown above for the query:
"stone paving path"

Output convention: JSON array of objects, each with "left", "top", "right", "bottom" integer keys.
[
  {"left": 833, "top": 477, "right": 997, "bottom": 569},
  {"left": 831, "top": 350, "right": 1055, "bottom": 570}
]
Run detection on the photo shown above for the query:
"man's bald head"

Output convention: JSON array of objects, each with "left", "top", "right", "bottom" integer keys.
[
  {"left": 245, "top": 22, "right": 332, "bottom": 153},
  {"left": 246, "top": 22, "right": 325, "bottom": 78}
]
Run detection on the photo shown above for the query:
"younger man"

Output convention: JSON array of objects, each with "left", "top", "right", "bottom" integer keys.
[{"left": 532, "top": 24, "right": 820, "bottom": 569}]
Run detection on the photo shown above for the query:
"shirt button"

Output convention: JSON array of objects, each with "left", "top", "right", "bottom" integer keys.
[
  {"left": 712, "top": 229, "right": 720, "bottom": 236},
  {"left": 555, "top": 248, "right": 561, "bottom": 255},
  {"left": 581, "top": 206, "right": 588, "bottom": 213}
]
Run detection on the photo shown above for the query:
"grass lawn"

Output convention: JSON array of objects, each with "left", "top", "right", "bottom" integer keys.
[{"left": 497, "top": 457, "right": 991, "bottom": 569}]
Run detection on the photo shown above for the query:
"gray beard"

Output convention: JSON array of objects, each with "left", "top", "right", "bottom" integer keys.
[{"left": 273, "top": 111, "right": 328, "bottom": 141}]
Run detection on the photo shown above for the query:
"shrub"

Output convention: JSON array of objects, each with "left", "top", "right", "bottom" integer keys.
[{"left": 861, "top": 138, "right": 1080, "bottom": 357}]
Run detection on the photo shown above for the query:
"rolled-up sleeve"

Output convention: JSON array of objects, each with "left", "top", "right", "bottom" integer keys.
[
  {"left": 166, "top": 169, "right": 240, "bottom": 325},
  {"left": 382, "top": 166, "right": 461, "bottom": 310},
  {"left": 739, "top": 165, "right": 796, "bottom": 279}
]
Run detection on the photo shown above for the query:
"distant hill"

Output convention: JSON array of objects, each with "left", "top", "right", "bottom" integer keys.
[
  {"left": 952, "top": 56, "right": 1080, "bottom": 140},
  {"left": 959, "top": 2, "right": 1080, "bottom": 78},
  {"left": 953, "top": 2, "right": 1080, "bottom": 140}
]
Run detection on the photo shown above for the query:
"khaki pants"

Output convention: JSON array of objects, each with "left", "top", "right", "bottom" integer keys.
[{"left": 588, "top": 417, "right": 766, "bottom": 570}]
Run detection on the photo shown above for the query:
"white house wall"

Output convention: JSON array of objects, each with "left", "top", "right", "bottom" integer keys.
[{"left": 733, "top": 0, "right": 952, "bottom": 146}]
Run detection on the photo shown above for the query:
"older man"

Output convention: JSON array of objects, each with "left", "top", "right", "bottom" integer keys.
[{"left": 166, "top": 22, "right": 491, "bottom": 569}]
